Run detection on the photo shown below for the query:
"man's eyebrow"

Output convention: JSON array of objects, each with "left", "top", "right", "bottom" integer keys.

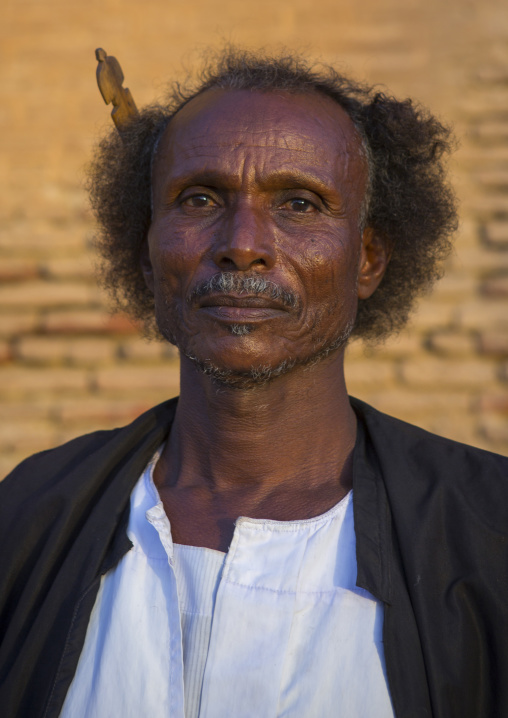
[
  {"left": 166, "top": 168, "right": 340, "bottom": 196},
  {"left": 166, "top": 169, "right": 238, "bottom": 189},
  {"left": 255, "top": 170, "right": 338, "bottom": 195}
]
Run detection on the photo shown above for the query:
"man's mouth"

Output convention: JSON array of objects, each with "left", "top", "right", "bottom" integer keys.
[
  {"left": 200, "top": 294, "right": 287, "bottom": 309},
  {"left": 188, "top": 272, "right": 300, "bottom": 311},
  {"left": 198, "top": 294, "right": 288, "bottom": 321}
]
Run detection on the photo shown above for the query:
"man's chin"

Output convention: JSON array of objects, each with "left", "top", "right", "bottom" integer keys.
[
  {"left": 161, "top": 316, "right": 355, "bottom": 390},
  {"left": 184, "top": 353, "right": 298, "bottom": 390},
  {"left": 182, "top": 332, "right": 353, "bottom": 391}
]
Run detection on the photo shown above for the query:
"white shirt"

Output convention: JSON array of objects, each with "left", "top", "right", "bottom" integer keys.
[{"left": 61, "top": 450, "right": 395, "bottom": 717}]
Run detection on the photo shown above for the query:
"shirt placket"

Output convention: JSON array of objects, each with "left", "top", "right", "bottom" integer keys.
[
  {"left": 198, "top": 519, "right": 308, "bottom": 718},
  {"left": 146, "top": 503, "right": 186, "bottom": 718}
]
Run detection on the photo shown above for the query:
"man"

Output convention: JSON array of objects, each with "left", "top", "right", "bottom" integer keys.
[{"left": 0, "top": 48, "right": 507, "bottom": 718}]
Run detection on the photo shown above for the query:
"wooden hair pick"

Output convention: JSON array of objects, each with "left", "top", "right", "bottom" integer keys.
[{"left": 95, "top": 48, "right": 138, "bottom": 133}]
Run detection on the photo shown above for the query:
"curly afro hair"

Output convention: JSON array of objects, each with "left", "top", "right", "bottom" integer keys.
[{"left": 88, "top": 47, "right": 458, "bottom": 341}]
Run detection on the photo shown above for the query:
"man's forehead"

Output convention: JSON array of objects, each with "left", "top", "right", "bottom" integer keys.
[{"left": 157, "top": 88, "right": 365, "bottom": 170}]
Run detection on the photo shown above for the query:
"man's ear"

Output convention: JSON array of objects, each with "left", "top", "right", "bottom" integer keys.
[
  {"left": 140, "top": 240, "right": 155, "bottom": 294},
  {"left": 357, "top": 227, "right": 391, "bottom": 300}
]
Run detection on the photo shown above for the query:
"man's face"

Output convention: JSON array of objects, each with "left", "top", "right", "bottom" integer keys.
[{"left": 145, "top": 89, "right": 378, "bottom": 384}]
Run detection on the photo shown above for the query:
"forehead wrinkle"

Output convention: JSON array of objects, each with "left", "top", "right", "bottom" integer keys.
[
  {"left": 177, "top": 140, "right": 335, "bottom": 155},
  {"left": 165, "top": 86, "right": 363, "bottom": 154},
  {"left": 156, "top": 91, "right": 368, "bottom": 209},
  {"left": 165, "top": 133, "right": 352, "bottom": 176},
  {"left": 169, "top": 113, "right": 355, "bottom": 157}
]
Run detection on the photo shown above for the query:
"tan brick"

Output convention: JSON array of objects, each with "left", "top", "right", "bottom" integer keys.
[
  {"left": 356, "top": 332, "right": 424, "bottom": 360},
  {"left": 470, "top": 122, "right": 508, "bottom": 142},
  {"left": 381, "top": 333, "right": 425, "bottom": 357},
  {"left": 0, "top": 281, "right": 100, "bottom": 308},
  {"left": 366, "top": 390, "right": 471, "bottom": 418},
  {"left": 40, "top": 256, "right": 95, "bottom": 280},
  {"left": 474, "top": 67, "right": 508, "bottom": 84},
  {"left": 344, "top": 360, "right": 396, "bottom": 391},
  {"left": 163, "top": 344, "right": 179, "bottom": 360},
  {"left": 0, "top": 223, "right": 88, "bottom": 255},
  {"left": 431, "top": 274, "right": 478, "bottom": 301},
  {"left": 476, "top": 392, "right": 508, "bottom": 414},
  {"left": 15, "top": 336, "right": 117, "bottom": 365},
  {"left": 427, "top": 330, "right": 478, "bottom": 357},
  {"left": 93, "top": 366, "right": 180, "bottom": 394},
  {"left": 481, "top": 275, "right": 508, "bottom": 298},
  {"left": 400, "top": 358, "right": 495, "bottom": 388},
  {"left": 28, "top": 185, "right": 89, "bottom": 223},
  {"left": 0, "top": 401, "right": 53, "bottom": 422},
  {"left": 470, "top": 196, "right": 508, "bottom": 216},
  {"left": 0, "top": 312, "right": 39, "bottom": 337},
  {"left": 458, "top": 91, "right": 508, "bottom": 118},
  {"left": 55, "top": 398, "right": 155, "bottom": 426},
  {"left": 318, "top": 22, "right": 404, "bottom": 46},
  {"left": 475, "top": 171, "right": 508, "bottom": 189},
  {"left": 0, "top": 340, "right": 12, "bottom": 363},
  {"left": 409, "top": 302, "right": 456, "bottom": 330},
  {"left": 481, "top": 221, "right": 508, "bottom": 248},
  {"left": 66, "top": 338, "right": 118, "bottom": 365},
  {"left": 0, "top": 367, "right": 89, "bottom": 395},
  {"left": 344, "top": 341, "right": 365, "bottom": 361},
  {"left": 478, "top": 416, "right": 508, "bottom": 445},
  {"left": 458, "top": 301, "right": 508, "bottom": 330},
  {"left": 40, "top": 309, "right": 141, "bottom": 335},
  {"left": 14, "top": 337, "right": 70, "bottom": 364},
  {"left": 0, "top": 258, "right": 40, "bottom": 281},
  {"left": 478, "top": 330, "right": 508, "bottom": 356},
  {"left": 459, "top": 147, "right": 508, "bottom": 165},
  {"left": 119, "top": 338, "right": 167, "bottom": 362},
  {"left": 0, "top": 420, "right": 57, "bottom": 453},
  {"left": 117, "top": 339, "right": 178, "bottom": 362},
  {"left": 453, "top": 248, "right": 508, "bottom": 273},
  {"left": 13, "top": 197, "right": 81, "bottom": 225},
  {"left": 452, "top": 218, "right": 478, "bottom": 246}
]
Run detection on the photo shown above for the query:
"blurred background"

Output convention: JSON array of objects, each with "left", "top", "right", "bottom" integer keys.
[{"left": 1, "top": 0, "right": 508, "bottom": 478}]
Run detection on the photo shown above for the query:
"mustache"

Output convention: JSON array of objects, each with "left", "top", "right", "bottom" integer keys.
[{"left": 188, "top": 272, "right": 300, "bottom": 309}]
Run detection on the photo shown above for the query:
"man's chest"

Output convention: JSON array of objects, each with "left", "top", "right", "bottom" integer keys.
[{"left": 60, "top": 469, "right": 395, "bottom": 718}]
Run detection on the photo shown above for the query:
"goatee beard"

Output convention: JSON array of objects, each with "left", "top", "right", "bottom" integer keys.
[
  {"left": 180, "top": 320, "right": 354, "bottom": 391},
  {"left": 228, "top": 323, "right": 254, "bottom": 336}
]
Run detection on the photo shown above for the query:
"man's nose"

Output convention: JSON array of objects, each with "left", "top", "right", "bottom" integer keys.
[{"left": 212, "top": 204, "right": 276, "bottom": 271}]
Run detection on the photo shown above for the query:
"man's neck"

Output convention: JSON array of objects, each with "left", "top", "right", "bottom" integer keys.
[
  {"left": 152, "top": 350, "right": 356, "bottom": 550},
  {"left": 156, "top": 350, "right": 356, "bottom": 498}
]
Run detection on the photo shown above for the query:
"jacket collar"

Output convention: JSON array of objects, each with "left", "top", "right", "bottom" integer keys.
[{"left": 350, "top": 397, "right": 393, "bottom": 605}]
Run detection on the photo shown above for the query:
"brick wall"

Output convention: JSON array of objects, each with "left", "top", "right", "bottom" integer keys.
[{"left": 1, "top": 0, "right": 507, "bottom": 477}]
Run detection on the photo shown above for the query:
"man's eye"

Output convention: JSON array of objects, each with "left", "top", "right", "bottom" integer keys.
[
  {"left": 183, "top": 194, "right": 216, "bottom": 208},
  {"left": 284, "top": 198, "right": 316, "bottom": 213}
]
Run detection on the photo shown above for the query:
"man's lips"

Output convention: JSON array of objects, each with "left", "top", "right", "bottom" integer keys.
[
  {"left": 198, "top": 294, "right": 288, "bottom": 321},
  {"left": 199, "top": 294, "right": 287, "bottom": 310}
]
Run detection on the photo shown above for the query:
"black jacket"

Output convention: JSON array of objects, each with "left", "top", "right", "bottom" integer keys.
[{"left": 0, "top": 397, "right": 507, "bottom": 718}]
